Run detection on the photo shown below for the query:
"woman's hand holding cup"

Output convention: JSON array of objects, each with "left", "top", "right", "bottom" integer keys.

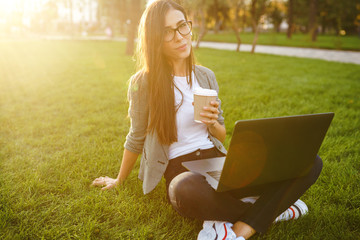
[
  {"left": 199, "top": 100, "right": 220, "bottom": 128},
  {"left": 193, "top": 88, "right": 219, "bottom": 128}
]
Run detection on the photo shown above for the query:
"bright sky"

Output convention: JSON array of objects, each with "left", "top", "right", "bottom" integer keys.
[
  {"left": 0, "top": 0, "right": 42, "bottom": 25},
  {"left": 0, "top": 0, "right": 45, "bottom": 13},
  {"left": 0, "top": 0, "right": 97, "bottom": 26}
]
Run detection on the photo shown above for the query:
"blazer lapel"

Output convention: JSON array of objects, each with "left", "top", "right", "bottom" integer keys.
[{"left": 194, "top": 66, "right": 210, "bottom": 89}]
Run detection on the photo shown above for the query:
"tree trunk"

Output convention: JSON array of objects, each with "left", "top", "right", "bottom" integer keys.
[
  {"left": 336, "top": 16, "right": 342, "bottom": 36},
  {"left": 242, "top": 3, "right": 247, "bottom": 31},
  {"left": 126, "top": 0, "right": 140, "bottom": 55},
  {"left": 214, "top": 0, "right": 220, "bottom": 34},
  {"left": 276, "top": 23, "right": 280, "bottom": 33},
  {"left": 309, "top": 0, "right": 317, "bottom": 42},
  {"left": 251, "top": 23, "right": 259, "bottom": 53},
  {"left": 195, "top": 29, "right": 207, "bottom": 49},
  {"left": 250, "top": 0, "right": 266, "bottom": 54},
  {"left": 233, "top": 28, "right": 241, "bottom": 52},
  {"left": 321, "top": 17, "right": 326, "bottom": 34},
  {"left": 250, "top": 0, "right": 257, "bottom": 33},
  {"left": 195, "top": 2, "right": 207, "bottom": 49},
  {"left": 232, "top": 1, "right": 242, "bottom": 52},
  {"left": 287, "top": 0, "right": 293, "bottom": 39}
]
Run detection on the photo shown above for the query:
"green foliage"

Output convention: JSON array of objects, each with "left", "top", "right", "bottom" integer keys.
[
  {"left": 268, "top": 2, "right": 284, "bottom": 32},
  {"left": 183, "top": 0, "right": 360, "bottom": 36},
  {"left": 201, "top": 31, "right": 360, "bottom": 51},
  {"left": 1, "top": 41, "right": 359, "bottom": 239}
]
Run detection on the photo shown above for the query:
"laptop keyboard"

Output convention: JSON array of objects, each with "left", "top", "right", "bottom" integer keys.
[{"left": 207, "top": 170, "right": 222, "bottom": 181}]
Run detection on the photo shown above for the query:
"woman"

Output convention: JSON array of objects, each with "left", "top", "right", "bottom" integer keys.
[{"left": 92, "top": 1, "right": 323, "bottom": 239}]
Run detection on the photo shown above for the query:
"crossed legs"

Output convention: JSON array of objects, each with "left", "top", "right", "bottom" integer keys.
[{"left": 167, "top": 156, "right": 323, "bottom": 236}]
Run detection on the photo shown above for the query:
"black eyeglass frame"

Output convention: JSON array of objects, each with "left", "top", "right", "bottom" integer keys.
[{"left": 163, "top": 20, "right": 192, "bottom": 42}]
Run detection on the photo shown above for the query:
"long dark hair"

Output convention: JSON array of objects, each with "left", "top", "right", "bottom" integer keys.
[{"left": 135, "top": 0, "right": 195, "bottom": 145}]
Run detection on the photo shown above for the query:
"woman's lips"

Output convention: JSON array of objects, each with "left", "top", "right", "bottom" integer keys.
[{"left": 176, "top": 43, "right": 187, "bottom": 50}]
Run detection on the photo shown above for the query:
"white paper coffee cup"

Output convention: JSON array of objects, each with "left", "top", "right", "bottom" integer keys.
[{"left": 193, "top": 88, "right": 218, "bottom": 123}]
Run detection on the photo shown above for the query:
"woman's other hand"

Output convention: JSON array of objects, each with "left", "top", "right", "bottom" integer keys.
[
  {"left": 92, "top": 149, "right": 139, "bottom": 191},
  {"left": 92, "top": 176, "right": 119, "bottom": 191}
]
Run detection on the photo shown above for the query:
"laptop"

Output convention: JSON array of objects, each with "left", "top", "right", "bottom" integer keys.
[{"left": 182, "top": 113, "right": 334, "bottom": 192}]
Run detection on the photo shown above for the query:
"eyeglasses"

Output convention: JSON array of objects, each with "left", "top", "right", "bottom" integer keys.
[{"left": 163, "top": 21, "right": 192, "bottom": 42}]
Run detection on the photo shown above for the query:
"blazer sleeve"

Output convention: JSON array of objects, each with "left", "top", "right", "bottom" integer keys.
[{"left": 123, "top": 72, "right": 149, "bottom": 154}]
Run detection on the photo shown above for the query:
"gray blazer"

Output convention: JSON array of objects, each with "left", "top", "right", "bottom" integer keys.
[{"left": 124, "top": 65, "right": 227, "bottom": 194}]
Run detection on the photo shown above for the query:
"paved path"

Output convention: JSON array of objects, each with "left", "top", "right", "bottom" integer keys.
[
  {"left": 196, "top": 41, "right": 360, "bottom": 65},
  {"left": 38, "top": 35, "right": 360, "bottom": 65}
]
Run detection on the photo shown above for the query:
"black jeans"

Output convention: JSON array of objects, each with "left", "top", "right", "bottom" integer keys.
[{"left": 164, "top": 147, "right": 323, "bottom": 233}]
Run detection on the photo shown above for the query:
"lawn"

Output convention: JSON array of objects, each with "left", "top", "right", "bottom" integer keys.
[
  {"left": 0, "top": 41, "right": 359, "bottom": 239},
  {"left": 199, "top": 31, "right": 360, "bottom": 51}
]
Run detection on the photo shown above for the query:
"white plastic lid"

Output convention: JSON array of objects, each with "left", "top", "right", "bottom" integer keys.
[{"left": 193, "top": 87, "right": 217, "bottom": 96}]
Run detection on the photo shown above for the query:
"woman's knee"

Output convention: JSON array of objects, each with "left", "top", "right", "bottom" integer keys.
[
  {"left": 168, "top": 171, "right": 205, "bottom": 203},
  {"left": 168, "top": 171, "right": 207, "bottom": 215}
]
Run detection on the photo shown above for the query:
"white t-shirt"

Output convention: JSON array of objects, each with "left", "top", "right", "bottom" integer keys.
[{"left": 168, "top": 72, "right": 214, "bottom": 160}]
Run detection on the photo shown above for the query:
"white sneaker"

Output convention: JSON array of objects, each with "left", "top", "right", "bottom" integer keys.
[
  {"left": 197, "top": 221, "right": 217, "bottom": 240},
  {"left": 197, "top": 221, "right": 246, "bottom": 240},
  {"left": 274, "top": 199, "right": 309, "bottom": 222}
]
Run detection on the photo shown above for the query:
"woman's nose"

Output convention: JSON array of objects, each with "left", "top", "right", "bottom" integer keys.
[{"left": 174, "top": 30, "right": 184, "bottom": 41}]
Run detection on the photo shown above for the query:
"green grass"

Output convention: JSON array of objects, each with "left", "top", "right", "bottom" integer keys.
[
  {"left": 199, "top": 31, "right": 360, "bottom": 51},
  {"left": 1, "top": 41, "right": 360, "bottom": 239}
]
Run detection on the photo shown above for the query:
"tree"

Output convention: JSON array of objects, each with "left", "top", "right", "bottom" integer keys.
[
  {"left": 286, "top": 0, "right": 309, "bottom": 36},
  {"left": 291, "top": 0, "right": 359, "bottom": 37},
  {"left": 269, "top": 0, "right": 284, "bottom": 33},
  {"left": 308, "top": 0, "right": 317, "bottom": 41},
  {"left": 125, "top": 0, "right": 141, "bottom": 55},
  {"left": 227, "top": 0, "right": 245, "bottom": 51},
  {"left": 196, "top": 0, "right": 209, "bottom": 48},
  {"left": 183, "top": 0, "right": 212, "bottom": 49},
  {"left": 286, "top": 0, "right": 294, "bottom": 38},
  {"left": 206, "top": 0, "right": 230, "bottom": 33},
  {"left": 250, "top": 0, "right": 269, "bottom": 53},
  {"left": 213, "top": 0, "right": 220, "bottom": 33},
  {"left": 327, "top": 0, "right": 360, "bottom": 35}
]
